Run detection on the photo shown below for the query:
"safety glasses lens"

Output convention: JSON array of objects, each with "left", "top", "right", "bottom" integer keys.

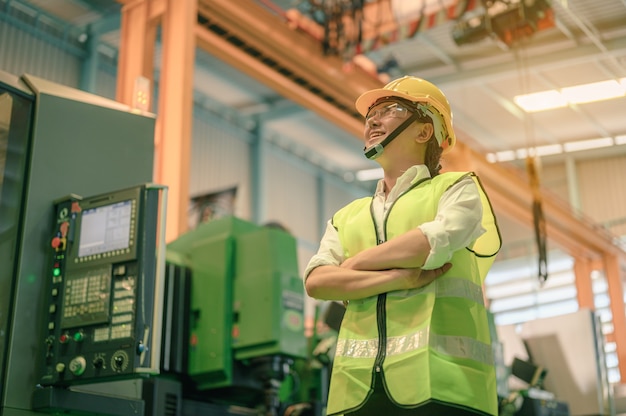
[{"left": 366, "top": 103, "right": 408, "bottom": 122}]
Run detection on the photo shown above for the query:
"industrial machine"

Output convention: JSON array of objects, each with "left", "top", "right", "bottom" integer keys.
[
  {"left": 0, "top": 70, "right": 156, "bottom": 416},
  {"left": 166, "top": 216, "right": 311, "bottom": 414},
  {"left": 0, "top": 68, "right": 322, "bottom": 415}
]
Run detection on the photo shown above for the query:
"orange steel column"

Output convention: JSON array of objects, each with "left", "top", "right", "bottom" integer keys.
[
  {"left": 155, "top": 0, "right": 196, "bottom": 242},
  {"left": 574, "top": 256, "right": 595, "bottom": 309},
  {"left": 116, "top": 0, "right": 158, "bottom": 107},
  {"left": 605, "top": 253, "right": 626, "bottom": 380}
]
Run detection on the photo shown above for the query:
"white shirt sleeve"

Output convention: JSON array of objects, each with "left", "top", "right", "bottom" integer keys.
[
  {"left": 303, "top": 220, "right": 344, "bottom": 281},
  {"left": 418, "top": 176, "right": 485, "bottom": 269}
]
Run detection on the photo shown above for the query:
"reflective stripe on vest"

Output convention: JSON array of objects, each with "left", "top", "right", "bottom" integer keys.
[
  {"left": 335, "top": 277, "right": 493, "bottom": 366},
  {"left": 336, "top": 329, "right": 494, "bottom": 367},
  {"left": 387, "top": 276, "right": 485, "bottom": 305}
]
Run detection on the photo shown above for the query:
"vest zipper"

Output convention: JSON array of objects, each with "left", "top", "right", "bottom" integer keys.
[
  {"left": 369, "top": 182, "right": 427, "bottom": 377},
  {"left": 373, "top": 292, "right": 387, "bottom": 373}
]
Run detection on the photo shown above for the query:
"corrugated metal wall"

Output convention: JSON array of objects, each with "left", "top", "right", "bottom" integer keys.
[
  {"left": 0, "top": 18, "right": 81, "bottom": 87},
  {"left": 190, "top": 105, "right": 253, "bottom": 221},
  {"left": 578, "top": 155, "right": 626, "bottom": 237}
]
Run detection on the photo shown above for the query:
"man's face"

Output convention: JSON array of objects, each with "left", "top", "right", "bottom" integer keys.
[{"left": 363, "top": 101, "right": 411, "bottom": 148}]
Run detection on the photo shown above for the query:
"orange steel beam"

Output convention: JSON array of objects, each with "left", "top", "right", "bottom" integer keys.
[
  {"left": 117, "top": 0, "right": 196, "bottom": 242},
  {"left": 574, "top": 257, "right": 595, "bottom": 310},
  {"left": 196, "top": 0, "right": 381, "bottom": 124},
  {"left": 116, "top": 0, "right": 158, "bottom": 106},
  {"left": 154, "top": 0, "right": 196, "bottom": 242}
]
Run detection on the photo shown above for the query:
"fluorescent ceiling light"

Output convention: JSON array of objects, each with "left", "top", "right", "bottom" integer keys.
[
  {"left": 514, "top": 77, "right": 626, "bottom": 112},
  {"left": 561, "top": 80, "right": 625, "bottom": 104},
  {"left": 562, "top": 137, "right": 613, "bottom": 152},
  {"left": 486, "top": 136, "right": 621, "bottom": 164},
  {"left": 515, "top": 144, "right": 562, "bottom": 159},
  {"left": 514, "top": 90, "right": 567, "bottom": 112},
  {"left": 356, "top": 167, "right": 383, "bottom": 181},
  {"left": 516, "top": 148, "right": 528, "bottom": 159},
  {"left": 495, "top": 150, "right": 516, "bottom": 162},
  {"left": 534, "top": 144, "right": 563, "bottom": 156}
]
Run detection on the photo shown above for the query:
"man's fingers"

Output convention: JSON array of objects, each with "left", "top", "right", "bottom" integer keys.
[
  {"left": 437, "top": 262, "right": 453, "bottom": 275},
  {"left": 422, "top": 262, "right": 452, "bottom": 280}
]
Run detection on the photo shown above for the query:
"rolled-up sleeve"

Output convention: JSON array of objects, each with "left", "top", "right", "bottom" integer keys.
[
  {"left": 304, "top": 220, "right": 344, "bottom": 281},
  {"left": 418, "top": 176, "right": 485, "bottom": 270}
]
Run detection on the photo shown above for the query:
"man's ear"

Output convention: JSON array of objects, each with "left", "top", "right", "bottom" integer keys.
[{"left": 416, "top": 123, "right": 434, "bottom": 144}]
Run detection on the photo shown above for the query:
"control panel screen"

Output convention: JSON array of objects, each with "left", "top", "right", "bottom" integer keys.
[{"left": 78, "top": 200, "right": 132, "bottom": 258}]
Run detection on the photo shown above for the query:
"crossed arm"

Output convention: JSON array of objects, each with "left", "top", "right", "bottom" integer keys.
[{"left": 305, "top": 228, "right": 451, "bottom": 301}]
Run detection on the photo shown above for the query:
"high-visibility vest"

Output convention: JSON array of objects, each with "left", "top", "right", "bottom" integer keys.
[{"left": 327, "top": 171, "right": 501, "bottom": 415}]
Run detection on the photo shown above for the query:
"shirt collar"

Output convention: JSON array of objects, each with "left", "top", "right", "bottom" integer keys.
[{"left": 374, "top": 165, "right": 432, "bottom": 199}]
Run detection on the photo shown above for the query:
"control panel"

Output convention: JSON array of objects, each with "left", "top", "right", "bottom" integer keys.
[{"left": 39, "top": 184, "right": 166, "bottom": 386}]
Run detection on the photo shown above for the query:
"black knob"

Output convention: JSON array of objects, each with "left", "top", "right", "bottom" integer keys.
[
  {"left": 114, "top": 355, "right": 124, "bottom": 368},
  {"left": 93, "top": 356, "right": 105, "bottom": 369}
]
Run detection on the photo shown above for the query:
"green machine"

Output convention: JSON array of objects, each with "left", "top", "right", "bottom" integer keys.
[{"left": 166, "top": 216, "right": 307, "bottom": 409}]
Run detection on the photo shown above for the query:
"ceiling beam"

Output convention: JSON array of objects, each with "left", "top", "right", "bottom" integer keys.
[
  {"left": 424, "top": 35, "right": 626, "bottom": 87},
  {"left": 197, "top": 0, "right": 383, "bottom": 109}
]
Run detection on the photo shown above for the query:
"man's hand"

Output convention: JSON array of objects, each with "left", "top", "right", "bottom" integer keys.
[{"left": 397, "top": 263, "right": 452, "bottom": 290}]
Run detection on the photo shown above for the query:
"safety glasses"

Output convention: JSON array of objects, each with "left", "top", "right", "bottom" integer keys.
[{"left": 365, "top": 102, "right": 410, "bottom": 123}]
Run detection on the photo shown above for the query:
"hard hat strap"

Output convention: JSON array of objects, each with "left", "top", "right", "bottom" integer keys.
[{"left": 363, "top": 111, "right": 420, "bottom": 160}]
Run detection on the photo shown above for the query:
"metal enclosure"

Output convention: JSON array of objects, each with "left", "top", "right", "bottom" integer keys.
[
  {"left": 166, "top": 216, "right": 307, "bottom": 399},
  {"left": 0, "top": 71, "right": 155, "bottom": 415}
]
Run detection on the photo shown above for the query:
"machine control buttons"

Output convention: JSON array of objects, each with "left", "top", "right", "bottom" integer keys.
[
  {"left": 136, "top": 342, "right": 147, "bottom": 355},
  {"left": 59, "top": 334, "right": 70, "bottom": 344},
  {"left": 55, "top": 363, "right": 65, "bottom": 373},
  {"left": 111, "top": 350, "right": 129, "bottom": 372},
  {"left": 113, "top": 265, "right": 126, "bottom": 276},
  {"left": 93, "top": 356, "right": 105, "bottom": 369},
  {"left": 68, "top": 356, "right": 86, "bottom": 376},
  {"left": 73, "top": 331, "right": 85, "bottom": 342}
]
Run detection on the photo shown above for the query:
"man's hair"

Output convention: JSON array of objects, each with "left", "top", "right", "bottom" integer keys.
[{"left": 425, "top": 137, "right": 443, "bottom": 177}]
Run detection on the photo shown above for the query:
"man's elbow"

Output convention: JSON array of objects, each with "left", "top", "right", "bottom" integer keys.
[{"left": 304, "top": 274, "right": 321, "bottom": 299}]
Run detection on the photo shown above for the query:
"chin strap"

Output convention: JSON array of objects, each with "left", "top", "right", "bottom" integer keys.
[{"left": 363, "top": 112, "right": 420, "bottom": 160}]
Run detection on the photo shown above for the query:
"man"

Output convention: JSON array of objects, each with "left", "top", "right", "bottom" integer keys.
[{"left": 304, "top": 76, "right": 501, "bottom": 415}]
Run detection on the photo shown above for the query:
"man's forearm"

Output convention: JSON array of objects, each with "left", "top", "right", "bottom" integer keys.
[
  {"left": 342, "top": 228, "right": 431, "bottom": 271},
  {"left": 305, "top": 262, "right": 451, "bottom": 301},
  {"left": 305, "top": 265, "right": 407, "bottom": 301}
]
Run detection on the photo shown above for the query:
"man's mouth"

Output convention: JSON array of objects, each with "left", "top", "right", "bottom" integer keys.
[{"left": 369, "top": 131, "right": 385, "bottom": 140}]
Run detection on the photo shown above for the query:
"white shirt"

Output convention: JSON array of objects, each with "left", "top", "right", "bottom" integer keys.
[{"left": 304, "top": 165, "right": 485, "bottom": 280}]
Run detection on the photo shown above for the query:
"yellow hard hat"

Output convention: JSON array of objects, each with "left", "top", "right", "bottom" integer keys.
[{"left": 355, "top": 76, "right": 456, "bottom": 153}]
